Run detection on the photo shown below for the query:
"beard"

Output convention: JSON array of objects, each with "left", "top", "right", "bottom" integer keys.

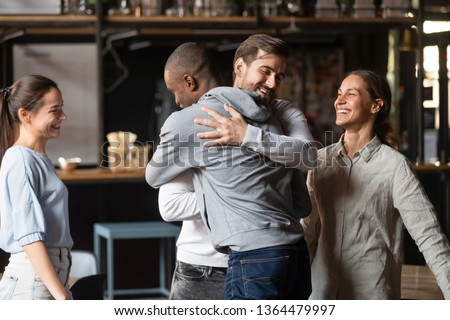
[{"left": 240, "top": 81, "right": 275, "bottom": 104}]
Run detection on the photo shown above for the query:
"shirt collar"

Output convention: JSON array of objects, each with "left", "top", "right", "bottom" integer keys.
[
  {"left": 337, "top": 135, "right": 382, "bottom": 162},
  {"left": 336, "top": 134, "right": 346, "bottom": 157}
]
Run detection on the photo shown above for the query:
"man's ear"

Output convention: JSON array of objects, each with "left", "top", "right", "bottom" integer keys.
[
  {"left": 234, "top": 57, "right": 245, "bottom": 77},
  {"left": 183, "top": 74, "right": 197, "bottom": 91}
]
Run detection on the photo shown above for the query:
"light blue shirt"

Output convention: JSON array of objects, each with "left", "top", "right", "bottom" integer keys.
[{"left": 0, "top": 146, "right": 73, "bottom": 253}]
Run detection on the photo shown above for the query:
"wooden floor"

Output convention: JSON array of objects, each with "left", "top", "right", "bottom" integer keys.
[
  {"left": 401, "top": 264, "right": 444, "bottom": 300},
  {"left": 0, "top": 264, "right": 444, "bottom": 300}
]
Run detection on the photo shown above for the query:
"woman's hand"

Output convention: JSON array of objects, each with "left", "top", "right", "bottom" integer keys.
[{"left": 23, "top": 242, "right": 71, "bottom": 300}]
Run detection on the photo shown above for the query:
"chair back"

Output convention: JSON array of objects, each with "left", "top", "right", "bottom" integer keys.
[
  {"left": 70, "top": 274, "right": 106, "bottom": 300},
  {"left": 70, "top": 250, "right": 97, "bottom": 278}
]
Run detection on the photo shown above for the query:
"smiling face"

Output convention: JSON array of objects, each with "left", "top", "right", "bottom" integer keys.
[
  {"left": 233, "top": 49, "right": 286, "bottom": 104},
  {"left": 334, "top": 74, "right": 382, "bottom": 132},
  {"left": 25, "top": 87, "right": 66, "bottom": 142}
]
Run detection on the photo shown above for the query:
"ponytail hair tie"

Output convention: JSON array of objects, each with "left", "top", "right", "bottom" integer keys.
[{"left": 0, "top": 86, "right": 11, "bottom": 97}]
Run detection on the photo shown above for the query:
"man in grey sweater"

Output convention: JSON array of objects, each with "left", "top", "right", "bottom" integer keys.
[{"left": 146, "top": 35, "right": 312, "bottom": 299}]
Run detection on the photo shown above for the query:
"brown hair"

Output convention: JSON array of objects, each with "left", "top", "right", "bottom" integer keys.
[
  {"left": 0, "top": 75, "right": 59, "bottom": 165},
  {"left": 348, "top": 70, "right": 398, "bottom": 148},
  {"left": 233, "top": 34, "right": 290, "bottom": 81}
]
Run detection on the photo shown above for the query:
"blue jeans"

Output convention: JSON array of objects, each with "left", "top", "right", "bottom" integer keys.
[
  {"left": 169, "top": 260, "right": 227, "bottom": 300},
  {"left": 225, "top": 238, "right": 311, "bottom": 300}
]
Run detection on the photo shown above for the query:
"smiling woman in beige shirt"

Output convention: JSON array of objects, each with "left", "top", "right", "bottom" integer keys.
[{"left": 302, "top": 69, "right": 450, "bottom": 299}]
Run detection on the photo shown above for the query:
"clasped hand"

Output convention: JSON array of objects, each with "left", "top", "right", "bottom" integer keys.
[{"left": 194, "top": 103, "right": 248, "bottom": 147}]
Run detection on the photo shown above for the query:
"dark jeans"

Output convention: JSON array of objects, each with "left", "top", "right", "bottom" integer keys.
[
  {"left": 225, "top": 238, "right": 311, "bottom": 300},
  {"left": 169, "top": 260, "right": 227, "bottom": 300}
]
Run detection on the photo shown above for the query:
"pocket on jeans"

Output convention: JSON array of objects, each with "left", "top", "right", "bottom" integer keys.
[
  {"left": 32, "top": 278, "right": 53, "bottom": 300},
  {"left": 175, "top": 263, "right": 207, "bottom": 281},
  {"left": 0, "top": 274, "right": 18, "bottom": 300},
  {"left": 241, "top": 256, "right": 289, "bottom": 299}
]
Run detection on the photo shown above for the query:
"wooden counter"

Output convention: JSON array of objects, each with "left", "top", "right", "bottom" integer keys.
[
  {"left": 58, "top": 163, "right": 449, "bottom": 184},
  {"left": 58, "top": 168, "right": 145, "bottom": 184},
  {"left": 413, "top": 163, "right": 450, "bottom": 173}
]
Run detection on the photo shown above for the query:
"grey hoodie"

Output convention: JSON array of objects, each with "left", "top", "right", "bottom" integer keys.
[{"left": 146, "top": 87, "right": 303, "bottom": 252}]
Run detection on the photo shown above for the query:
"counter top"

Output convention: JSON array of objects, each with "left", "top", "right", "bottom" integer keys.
[
  {"left": 58, "top": 162, "right": 449, "bottom": 180},
  {"left": 58, "top": 168, "right": 145, "bottom": 184},
  {"left": 57, "top": 162, "right": 450, "bottom": 184},
  {"left": 412, "top": 163, "right": 450, "bottom": 172}
]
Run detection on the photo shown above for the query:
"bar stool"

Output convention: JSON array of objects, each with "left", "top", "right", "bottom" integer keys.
[{"left": 93, "top": 221, "right": 180, "bottom": 299}]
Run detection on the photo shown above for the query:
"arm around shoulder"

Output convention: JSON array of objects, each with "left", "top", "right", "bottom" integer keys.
[
  {"left": 242, "top": 101, "right": 318, "bottom": 171},
  {"left": 145, "top": 112, "right": 198, "bottom": 188}
]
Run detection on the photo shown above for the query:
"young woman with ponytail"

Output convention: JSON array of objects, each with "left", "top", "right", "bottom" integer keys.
[
  {"left": 0, "top": 75, "right": 73, "bottom": 299},
  {"left": 301, "top": 70, "right": 450, "bottom": 299}
]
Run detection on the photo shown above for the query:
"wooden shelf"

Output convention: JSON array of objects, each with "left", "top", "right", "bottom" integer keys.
[
  {"left": 262, "top": 16, "right": 416, "bottom": 31},
  {"left": 0, "top": 15, "right": 96, "bottom": 27},
  {"left": 105, "top": 15, "right": 256, "bottom": 28},
  {"left": 0, "top": 15, "right": 97, "bottom": 36},
  {"left": 104, "top": 16, "right": 417, "bottom": 37},
  {"left": 0, "top": 15, "right": 416, "bottom": 37}
]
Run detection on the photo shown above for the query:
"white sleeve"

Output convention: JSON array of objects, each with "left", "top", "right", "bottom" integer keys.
[
  {"left": 158, "top": 170, "right": 201, "bottom": 222},
  {"left": 241, "top": 100, "right": 317, "bottom": 171}
]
